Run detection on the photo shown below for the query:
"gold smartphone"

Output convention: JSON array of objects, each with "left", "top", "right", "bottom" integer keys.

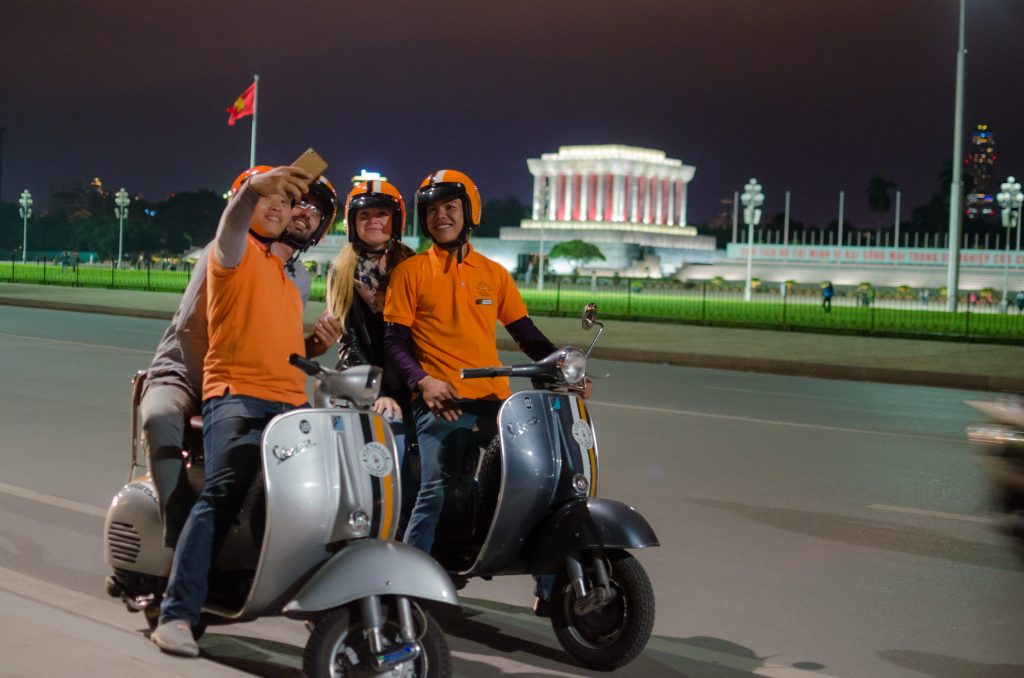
[{"left": 292, "top": 148, "right": 328, "bottom": 178}]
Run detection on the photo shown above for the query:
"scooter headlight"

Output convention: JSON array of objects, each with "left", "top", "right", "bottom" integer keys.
[{"left": 559, "top": 349, "right": 587, "bottom": 386}]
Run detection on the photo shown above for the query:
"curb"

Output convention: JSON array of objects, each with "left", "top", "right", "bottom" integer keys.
[
  {"left": 496, "top": 339, "right": 1024, "bottom": 393},
  {"left": 5, "top": 295, "right": 1017, "bottom": 393}
]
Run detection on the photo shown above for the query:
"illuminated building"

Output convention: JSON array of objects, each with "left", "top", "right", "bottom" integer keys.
[
  {"left": 500, "top": 145, "right": 714, "bottom": 274},
  {"left": 965, "top": 123, "right": 996, "bottom": 220}
]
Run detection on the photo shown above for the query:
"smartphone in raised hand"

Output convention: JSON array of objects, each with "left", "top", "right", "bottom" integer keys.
[{"left": 292, "top": 148, "right": 328, "bottom": 178}]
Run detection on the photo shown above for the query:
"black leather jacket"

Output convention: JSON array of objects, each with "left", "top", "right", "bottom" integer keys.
[{"left": 336, "top": 294, "right": 408, "bottom": 403}]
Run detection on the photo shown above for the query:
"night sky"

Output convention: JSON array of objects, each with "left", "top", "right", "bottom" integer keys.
[{"left": 2, "top": 0, "right": 1022, "bottom": 229}]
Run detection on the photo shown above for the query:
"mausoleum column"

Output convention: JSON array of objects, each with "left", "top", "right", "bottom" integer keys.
[{"left": 531, "top": 173, "right": 543, "bottom": 220}]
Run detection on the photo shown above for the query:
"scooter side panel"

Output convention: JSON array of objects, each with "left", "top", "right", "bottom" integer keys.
[
  {"left": 242, "top": 409, "right": 401, "bottom": 616},
  {"left": 471, "top": 391, "right": 598, "bottom": 575},
  {"left": 530, "top": 497, "right": 660, "bottom": 573},
  {"left": 104, "top": 476, "right": 172, "bottom": 576},
  {"left": 282, "top": 540, "right": 459, "bottom": 615}
]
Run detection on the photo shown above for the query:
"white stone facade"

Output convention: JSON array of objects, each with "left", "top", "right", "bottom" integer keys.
[{"left": 525, "top": 144, "right": 696, "bottom": 227}]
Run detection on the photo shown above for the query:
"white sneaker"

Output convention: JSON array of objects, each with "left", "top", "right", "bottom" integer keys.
[{"left": 151, "top": 619, "right": 199, "bottom": 658}]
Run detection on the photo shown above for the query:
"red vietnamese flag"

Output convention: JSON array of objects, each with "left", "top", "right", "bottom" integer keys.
[{"left": 226, "top": 82, "right": 255, "bottom": 126}]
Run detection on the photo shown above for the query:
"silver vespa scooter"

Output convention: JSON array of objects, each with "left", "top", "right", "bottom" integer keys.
[
  {"left": 104, "top": 357, "right": 459, "bottom": 677},
  {"left": 429, "top": 303, "right": 659, "bottom": 672}
]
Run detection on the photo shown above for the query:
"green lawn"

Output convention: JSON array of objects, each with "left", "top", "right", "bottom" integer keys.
[{"left": 4, "top": 262, "right": 1021, "bottom": 342}]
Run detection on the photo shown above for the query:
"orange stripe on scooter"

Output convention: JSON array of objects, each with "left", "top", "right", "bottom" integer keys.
[
  {"left": 575, "top": 399, "right": 598, "bottom": 497},
  {"left": 372, "top": 415, "right": 395, "bottom": 539}
]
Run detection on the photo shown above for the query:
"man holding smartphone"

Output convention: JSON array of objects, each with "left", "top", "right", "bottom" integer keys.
[
  {"left": 152, "top": 164, "right": 334, "bottom": 657},
  {"left": 139, "top": 169, "right": 339, "bottom": 553}
]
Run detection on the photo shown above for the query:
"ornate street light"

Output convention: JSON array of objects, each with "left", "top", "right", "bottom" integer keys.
[
  {"left": 114, "top": 188, "right": 130, "bottom": 268},
  {"left": 997, "top": 176, "right": 1023, "bottom": 311},
  {"left": 740, "top": 178, "right": 764, "bottom": 302},
  {"left": 18, "top": 189, "right": 32, "bottom": 262}
]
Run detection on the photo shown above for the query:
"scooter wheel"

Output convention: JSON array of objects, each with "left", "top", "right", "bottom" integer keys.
[
  {"left": 551, "top": 549, "right": 655, "bottom": 671},
  {"left": 303, "top": 602, "right": 452, "bottom": 677}
]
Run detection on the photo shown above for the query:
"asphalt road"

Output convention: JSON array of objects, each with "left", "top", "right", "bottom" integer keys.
[{"left": 1, "top": 305, "right": 1022, "bottom": 677}]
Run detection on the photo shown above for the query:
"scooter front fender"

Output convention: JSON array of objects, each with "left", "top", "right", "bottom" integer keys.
[
  {"left": 530, "top": 498, "right": 659, "bottom": 574},
  {"left": 282, "top": 540, "right": 460, "bottom": 616}
]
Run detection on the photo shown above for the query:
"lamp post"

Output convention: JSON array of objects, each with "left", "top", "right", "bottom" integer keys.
[
  {"left": 997, "top": 176, "right": 1023, "bottom": 311},
  {"left": 18, "top": 189, "right": 32, "bottom": 262},
  {"left": 114, "top": 188, "right": 130, "bottom": 268},
  {"left": 740, "top": 178, "right": 764, "bottom": 302}
]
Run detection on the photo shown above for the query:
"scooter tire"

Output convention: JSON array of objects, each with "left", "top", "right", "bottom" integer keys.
[
  {"left": 551, "top": 549, "right": 655, "bottom": 671},
  {"left": 303, "top": 602, "right": 451, "bottom": 677}
]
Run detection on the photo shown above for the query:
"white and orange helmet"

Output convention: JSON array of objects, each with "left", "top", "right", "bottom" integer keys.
[
  {"left": 414, "top": 169, "right": 482, "bottom": 240},
  {"left": 344, "top": 179, "right": 406, "bottom": 248}
]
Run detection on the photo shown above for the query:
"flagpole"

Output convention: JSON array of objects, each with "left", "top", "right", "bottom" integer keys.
[{"left": 249, "top": 74, "right": 259, "bottom": 168}]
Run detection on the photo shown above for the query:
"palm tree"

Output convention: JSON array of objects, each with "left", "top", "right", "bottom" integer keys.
[{"left": 865, "top": 175, "right": 896, "bottom": 228}]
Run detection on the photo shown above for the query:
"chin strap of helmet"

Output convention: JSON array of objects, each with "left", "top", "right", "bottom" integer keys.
[
  {"left": 248, "top": 229, "right": 278, "bottom": 256},
  {"left": 433, "top": 225, "right": 470, "bottom": 263},
  {"left": 355, "top": 239, "right": 391, "bottom": 262}
]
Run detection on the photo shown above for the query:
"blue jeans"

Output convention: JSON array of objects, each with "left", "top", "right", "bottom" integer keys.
[
  {"left": 159, "top": 394, "right": 297, "bottom": 626},
  {"left": 402, "top": 399, "right": 499, "bottom": 555}
]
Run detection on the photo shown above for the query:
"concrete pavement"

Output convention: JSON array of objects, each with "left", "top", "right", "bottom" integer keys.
[
  {"left": 1, "top": 280, "right": 1022, "bottom": 674},
  {"left": 3, "top": 281, "right": 1023, "bottom": 392}
]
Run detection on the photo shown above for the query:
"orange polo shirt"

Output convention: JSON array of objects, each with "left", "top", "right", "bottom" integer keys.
[
  {"left": 202, "top": 235, "right": 307, "bottom": 406},
  {"left": 384, "top": 243, "right": 528, "bottom": 400}
]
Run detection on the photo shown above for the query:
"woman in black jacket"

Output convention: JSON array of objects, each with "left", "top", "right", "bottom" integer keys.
[{"left": 326, "top": 180, "right": 415, "bottom": 443}]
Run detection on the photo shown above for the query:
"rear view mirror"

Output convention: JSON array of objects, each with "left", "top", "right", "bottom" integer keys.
[{"left": 582, "top": 303, "right": 598, "bottom": 330}]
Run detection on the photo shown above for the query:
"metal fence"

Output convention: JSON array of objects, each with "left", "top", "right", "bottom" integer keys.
[
  {"left": 517, "top": 278, "right": 1024, "bottom": 342},
  {"left": 4, "top": 258, "right": 1023, "bottom": 342}
]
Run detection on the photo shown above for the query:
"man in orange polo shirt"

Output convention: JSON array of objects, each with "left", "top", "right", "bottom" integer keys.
[
  {"left": 152, "top": 164, "right": 316, "bottom": 657},
  {"left": 384, "top": 169, "right": 584, "bottom": 561}
]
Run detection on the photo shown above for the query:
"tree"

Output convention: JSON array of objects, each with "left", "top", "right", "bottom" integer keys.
[
  {"left": 865, "top": 175, "right": 896, "bottom": 228},
  {"left": 548, "top": 240, "right": 606, "bottom": 272},
  {"left": 476, "top": 196, "right": 527, "bottom": 238}
]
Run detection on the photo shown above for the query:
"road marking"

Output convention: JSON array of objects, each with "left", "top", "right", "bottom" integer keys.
[
  {"left": 0, "top": 482, "right": 107, "bottom": 518},
  {"left": 701, "top": 385, "right": 857, "bottom": 403},
  {"left": 867, "top": 504, "right": 1002, "bottom": 525},
  {"left": 591, "top": 401, "right": 961, "bottom": 443},
  {"left": 0, "top": 331, "right": 151, "bottom": 354}
]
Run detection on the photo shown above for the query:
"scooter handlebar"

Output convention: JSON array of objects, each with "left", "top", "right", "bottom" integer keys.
[
  {"left": 289, "top": 353, "right": 322, "bottom": 376},
  {"left": 461, "top": 366, "right": 513, "bottom": 379}
]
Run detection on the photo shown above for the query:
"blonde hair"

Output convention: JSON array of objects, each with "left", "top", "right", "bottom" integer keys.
[
  {"left": 326, "top": 241, "right": 414, "bottom": 333},
  {"left": 327, "top": 245, "right": 358, "bottom": 333}
]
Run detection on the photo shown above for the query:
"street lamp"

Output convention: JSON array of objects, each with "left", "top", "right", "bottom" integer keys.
[
  {"left": 997, "top": 176, "right": 1023, "bottom": 311},
  {"left": 114, "top": 188, "right": 130, "bottom": 268},
  {"left": 18, "top": 189, "right": 32, "bottom": 262},
  {"left": 740, "top": 178, "right": 764, "bottom": 302}
]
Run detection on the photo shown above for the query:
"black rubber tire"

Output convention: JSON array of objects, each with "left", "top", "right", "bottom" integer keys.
[
  {"left": 303, "top": 602, "right": 451, "bottom": 677},
  {"left": 550, "top": 550, "right": 655, "bottom": 672}
]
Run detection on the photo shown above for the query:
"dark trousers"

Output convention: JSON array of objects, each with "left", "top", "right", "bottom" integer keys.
[{"left": 159, "top": 394, "right": 295, "bottom": 625}]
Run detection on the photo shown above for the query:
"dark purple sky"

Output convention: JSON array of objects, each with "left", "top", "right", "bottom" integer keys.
[{"left": 2, "top": 0, "right": 1022, "bottom": 229}]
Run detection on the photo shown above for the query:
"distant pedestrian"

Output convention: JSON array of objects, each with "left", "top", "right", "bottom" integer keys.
[
  {"left": 72, "top": 251, "right": 80, "bottom": 272},
  {"left": 822, "top": 282, "right": 834, "bottom": 313},
  {"left": 1015, "top": 290, "right": 1024, "bottom": 314}
]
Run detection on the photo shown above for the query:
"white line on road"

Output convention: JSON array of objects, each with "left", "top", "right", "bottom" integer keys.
[
  {"left": 0, "top": 331, "right": 151, "bottom": 354},
  {"left": 0, "top": 481, "right": 107, "bottom": 518},
  {"left": 591, "top": 400, "right": 961, "bottom": 443},
  {"left": 867, "top": 503, "right": 1002, "bottom": 525}
]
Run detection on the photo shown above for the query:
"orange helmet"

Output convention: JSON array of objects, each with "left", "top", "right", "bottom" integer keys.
[
  {"left": 228, "top": 165, "right": 273, "bottom": 197},
  {"left": 414, "top": 169, "right": 482, "bottom": 239},
  {"left": 344, "top": 179, "right": 406, "bottom": 247},
  {"left": 280, "top": 174, "right": 338, "bottom": 253}
]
